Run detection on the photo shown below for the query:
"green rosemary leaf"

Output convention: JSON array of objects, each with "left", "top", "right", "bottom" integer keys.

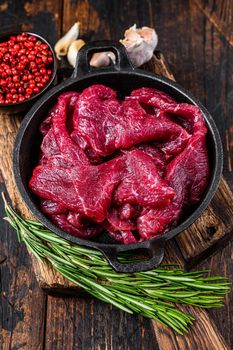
[{"left": 2, "top": 197, "right": 230, "bottom": 335}]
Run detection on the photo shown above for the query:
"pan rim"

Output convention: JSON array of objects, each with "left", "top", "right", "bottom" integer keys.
[{"left": 13, "top": 68, "right": 223, "bottom": 250}]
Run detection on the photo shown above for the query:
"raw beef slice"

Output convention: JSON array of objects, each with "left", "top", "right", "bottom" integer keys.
[{"left": 29, "top": 84, "right": 209, "bottom": 243}]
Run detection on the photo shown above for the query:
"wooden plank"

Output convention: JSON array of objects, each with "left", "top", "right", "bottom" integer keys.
[
  {"left": 194, "top": 0, "right": 233, "bottom": 47},
  {"left": 152, "top": 0, "right": 233, "bottom": 185},
  {"left": 197, "top": 241, "right": 233, "bottom": 348},
  {"left": 0, "top": 114, "right": 75, "bottom": 291},
  {"left": 2, "top": 51, "right": 233, "bottom": 293},
  {"left": 44, "top": 295, "right": 157, "bottom": 350},
  {"left": 0, "top": 1, "right": 231, "bottom": 348},
  {"left": 0, "top": 0, "right": 62, "bottom": 45},
  {"left": 174, "top": 0, "right": 233, "bottom": 265},
  {"left": 0, "top": 51, "right": 229, "bottom": 350},
  {"left": 153, "top": 306, "right": 228, "bottom": 350},
  {"left": 152, "top": 242, "right": 229, "bottom": 350},
  {"left": 0, "top": 180, "right": 46, "bottom": 350},
  {"left": 62, "top": 0, "right": 152, "bottom": 41},
  {"left": 0, "top": 1, "right": 63, "bottom": 349},
  {"left": 176, "top": 178, "right": 233, "bottom": 267}
]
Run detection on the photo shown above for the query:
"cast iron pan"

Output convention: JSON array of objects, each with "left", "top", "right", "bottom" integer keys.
[{"left": 13, "top": 41, "right": 223, "bottom": 273}]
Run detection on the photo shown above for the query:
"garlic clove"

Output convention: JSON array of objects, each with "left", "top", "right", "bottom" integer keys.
[
  {"left": 67, "top": 39, "right": 86, "bottom": 67},
  {"left": 90, "top": 52, "right": 116, "bottom": 68},
  {"left": 54, "top": 22, "right": 80, "bottom": 59}
]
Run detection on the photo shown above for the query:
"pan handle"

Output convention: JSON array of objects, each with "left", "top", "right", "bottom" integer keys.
[
  {"left": 73, "top": 40, "right": 134, "bottom": 79},
  {"left": 98, "top": 239, "right": 165, "bottom": 273}
]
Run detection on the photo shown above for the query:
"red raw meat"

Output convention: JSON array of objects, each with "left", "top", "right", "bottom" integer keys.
[
  {"left": 137, "top": 132, "right": 209, "bottom": 240},
  {"left": 50, "top": 213, "right": 101, "bottom": 239},
  {"left": 41, "top": 128, "right": 60, "bottom": 158},
  {"left": 30, "top": 158, "right": 125, "bottom": 222},
  {"left": 29, "top": 85, "right": 209, "bottom": 243},
  {"left": 72, "top": 85, "right": 121, "bottom": 156},
  {"left": 114, "top": 149, "right": 175, "bottom": 207},
  {"left": 119, "top": 203, "right": 140, "bottom": 220},
  {"left": 136, "top": 144, "right": 166, "bottom": 176},
  {"left": 42, "top": 155, "right": 74, "bottom": 168},
  {"left": 128, "top": 87, "right": 206, "bottom": 135},
  {"left": 40, "top": 199, "right": 67, "bottom": 215},
  {"left": 39, "top": 107, "right": 55, "bottom": 136},
  {"left": 52, "top": 92, "right": 89, "bottom": 165},
  {"left": 115, "top": 100, "right": 190, "bottom": 155},
  {"left": 106, "top": 207, "right": 136, "bottom": 231},
  {"left": 73, "top": 85, "right": 190, "bottom": 157}
]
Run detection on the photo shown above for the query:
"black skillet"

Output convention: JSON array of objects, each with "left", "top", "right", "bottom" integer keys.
[{"left": 13, "top": 41, "right": 223, "bottom": 273}]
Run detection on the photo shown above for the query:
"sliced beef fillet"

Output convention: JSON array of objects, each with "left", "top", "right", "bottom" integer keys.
[
  {"left": 128, "top": 87, "right": 206, "bottom": 135},
  {"left": 135, "top": 144, "right": 166, "bottom": 176},
  {"left": 114, "top": 149, "right": 175, "bottom": 207},
  {"left": 50, "top": 213, "right": 101, "bottom": 239},
  {"left": 30, "top": 85, "right": 210, "bottom": 243},
  {"left": 106, "top": 229, "right": 138, "bottom": 244},
  {"left": 115, "top": 100, "right": 190, "bottom": 156},
  {"left": 52, "top": 92, "right": 89, "bottom": 165},
  {"left": 137, "top": 132, "right": 209, "bottom": 240},
  {"left": 103, "top": 205, "right": 141, "bottom": 244},
  {"left": 40, "top": 128, "right": 60, "bottom": 159},
  {"left": 119, "top": 203, "right": 141, "bottom": 220},
  {"left": 39, "top": 107, "right": 55, "bottom": 136},
  {"left": 72, "top": 85, "right": 190, "bottom": 157},
  {"left": 73, "top": 85, "right": 121, "bottom": 156},
  {"left": 106, "top": 207, "right": 136, "bottom": 231},
  {"left": 29, "top": 157, "right": 125, "bottom": 222}
]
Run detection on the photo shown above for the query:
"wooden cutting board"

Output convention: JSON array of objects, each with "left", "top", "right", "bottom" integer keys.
[{"left": 0, "top": 51, "right": 231, "bottom": 349}]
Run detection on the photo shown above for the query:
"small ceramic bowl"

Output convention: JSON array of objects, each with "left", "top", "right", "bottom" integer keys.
[{"left": 0, "top": 31, "right": 57, "bottom": 114}]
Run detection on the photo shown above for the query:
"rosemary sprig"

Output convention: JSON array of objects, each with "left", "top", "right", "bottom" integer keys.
[{"left": 3, "top": 196, "right": 230, "bottom": 334}]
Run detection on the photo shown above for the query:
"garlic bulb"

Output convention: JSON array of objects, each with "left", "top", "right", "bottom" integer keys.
[
  {"left": 54, "top": 23, "right": 158, "bottom": 68},
  {"left": 90, "top": 51, "right": 116, "bottom": 68},
  {"left": 67, "top": 39, "right": 86, "bottom": 67},
  {"left": 89, "top": 25, "right": 158, "bottom": 68},
  {"left": 120, "top": 24, "right": 158, "bottom": 67},
  {"left": 54, "top": 22, "right": 80, "bottom": 59}
]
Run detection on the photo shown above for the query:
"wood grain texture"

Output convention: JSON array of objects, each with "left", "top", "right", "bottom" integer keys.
[
  {"left": 198, "top": 242, "right": 233, "bottom": 348},
  {"left": 0, "top": 0, "right": 62, "bottom": 45},
  {"left": 1, "top": 0, "right": 233, "bottom": 349},
  {"left": 0, "top": 2, "right": 63, "bottom": 349},
  {"left": 45, "top": 296, "right": 157, "bottom": 350},
  {"left": 194, "top": 0, "right": 233, "bottom": 46},
  {"left": 153, "top": 0, "right": 233, "bottom": 183},
  {"left": 2, "top": 51, "right": 232, "bottom": 293},
  {"left": 152, "top": 241, "right": 229, "bottom": 350},
  {"left": 176, "top": 178, "right": 233, "bottom": 267},
  {"left": 153, "top": 306, "right": 228, "bottom": 350},
  {"left": 48, "top": 50, "right": 233, "bottom": 281},
  {"left": 0, "top": 182, "right": 46, "bottom": 350}
]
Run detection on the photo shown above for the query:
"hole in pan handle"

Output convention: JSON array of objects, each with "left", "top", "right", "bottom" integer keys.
[
  {"left": 98, "top": 239, "right": 165, "bottom": 273},
  {"left": 72, "top": 40, "right": 134, "bottom": 79}
]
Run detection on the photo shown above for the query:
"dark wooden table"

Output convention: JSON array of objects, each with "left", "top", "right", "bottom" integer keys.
[{"left": 0, "top": 1, "right": 233, "bottom": 349}]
